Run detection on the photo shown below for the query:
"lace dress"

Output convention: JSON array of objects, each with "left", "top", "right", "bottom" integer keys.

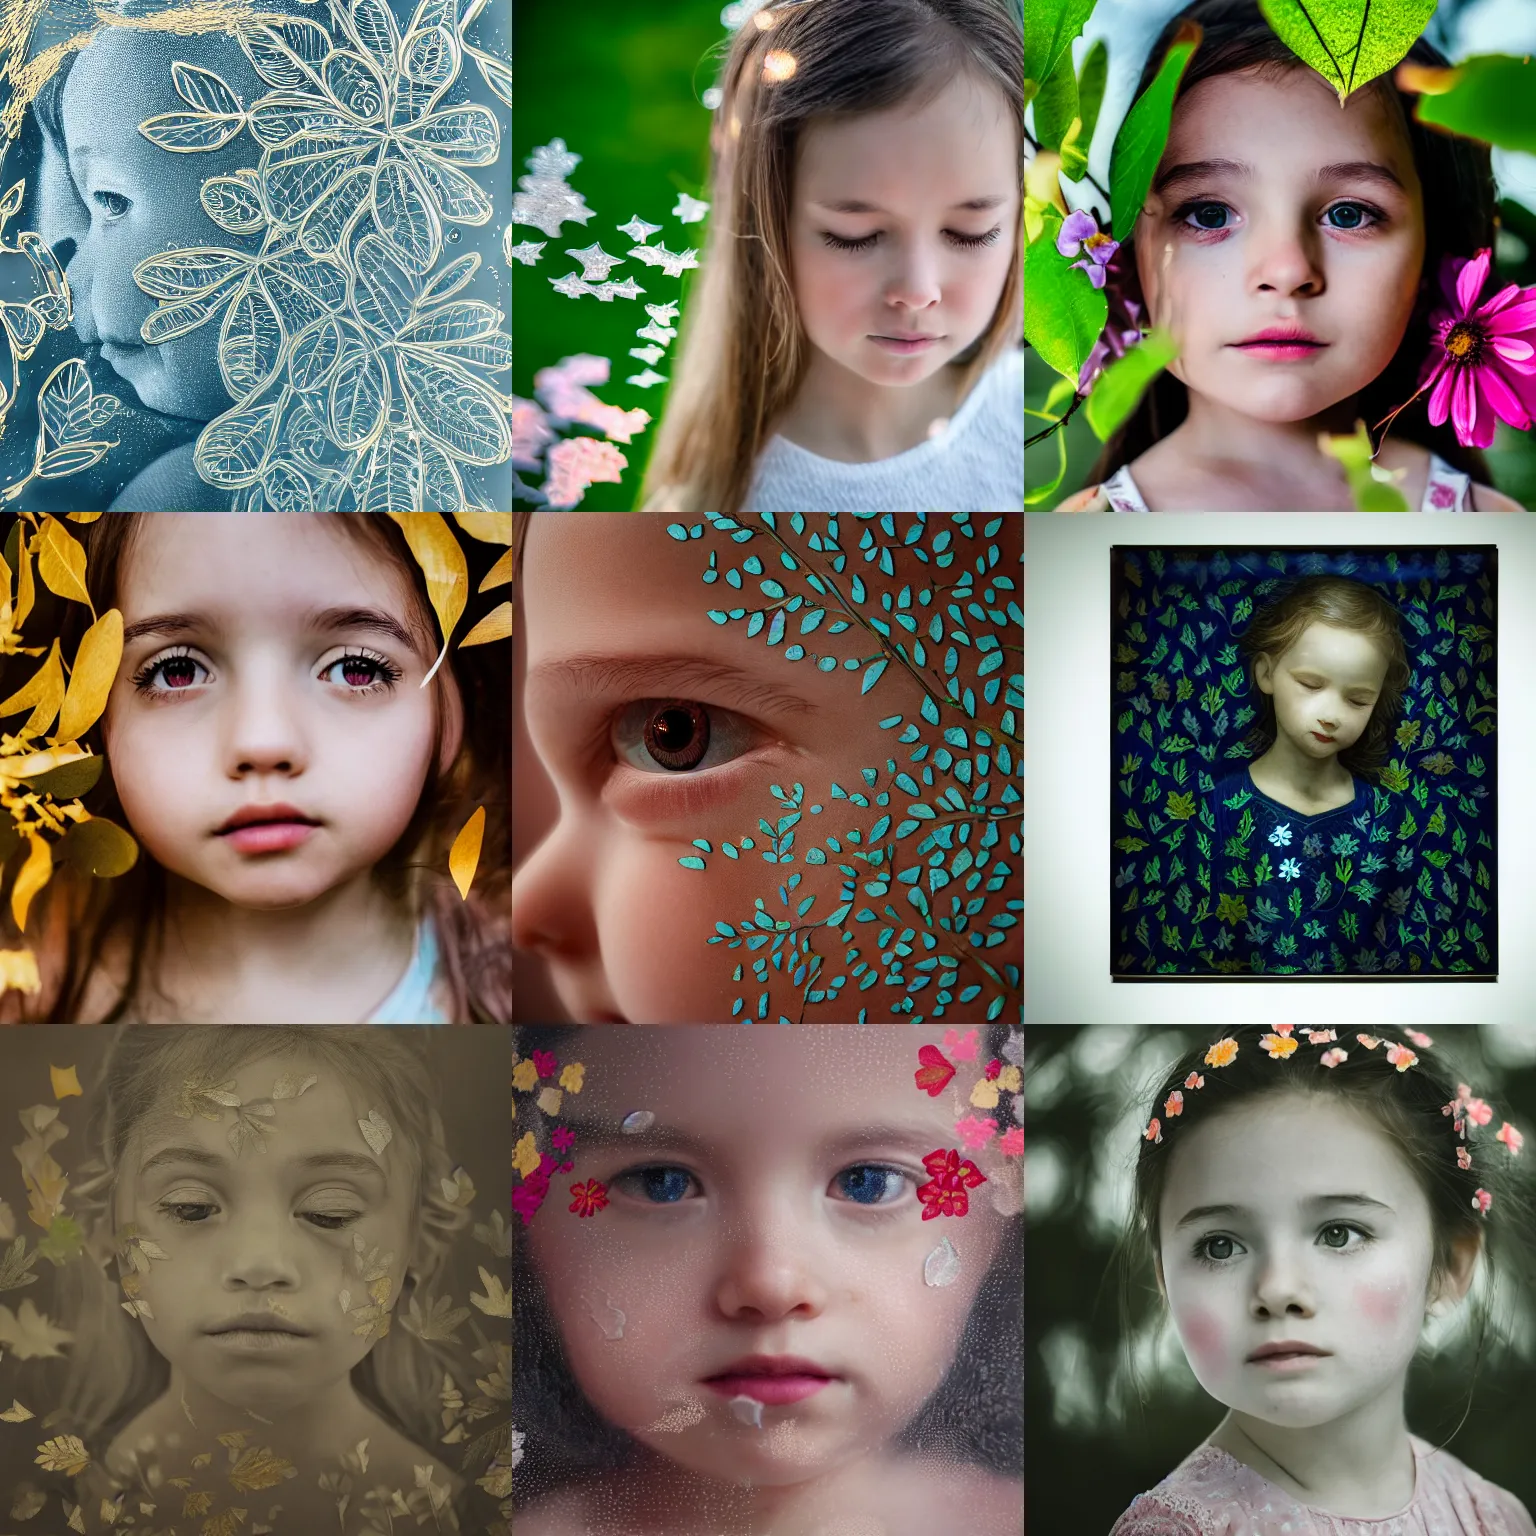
[
  {"left": 1098, "top": 454, "right": 1473, "bottom": 512},
  {"left": 1111, "top": 1438, "right": 1536, "bottom": 1536}
]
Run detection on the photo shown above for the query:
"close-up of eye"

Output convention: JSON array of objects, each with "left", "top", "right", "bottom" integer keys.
[
  {"left": 93, "top": 189, "right": 131, "bottom": 218},
  {"left": 830, "top": 1163, "right": 912, "bottom": 1206},
  {"left": 610, "top": 697, "right": 759, "bottom": 774},
  {"left": 614, "top": 1164, "right": 698, "bottom": 1203}
]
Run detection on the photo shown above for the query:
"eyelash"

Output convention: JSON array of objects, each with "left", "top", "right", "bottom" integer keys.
[
  {"left": 131, "top": 646, "right": 404, "bottom": 698},
  {"left": 94, "top": 190, "right": 130, "bottom": 219},
  {"left": 155, "top": 1200, "right": 360, "bottom": 1231},
  {"left": 610, "top": 1163, "right": 917, "bottom": 1210},
  {"left": 1171, "top": 199, "right": 1386, "bottom": 235},
  {"left": 1297, "top": 681, "right": 1371, "bottom": 706},
  {"left": 820, "top": 227, "right": 1003, "bottom": 253},
  {"left": 1191, "top": 1221, "right": 1373, "bottom": 1268},
  {"left": 606, "top": 697, "right": 761, "bottom": 777}
]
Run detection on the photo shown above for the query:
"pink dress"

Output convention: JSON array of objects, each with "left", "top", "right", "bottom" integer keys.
[{"left": 1110, "top": 1437, "right": 1536, "bottom": 1536}]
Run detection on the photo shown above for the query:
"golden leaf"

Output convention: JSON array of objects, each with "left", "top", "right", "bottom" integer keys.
[
  {"left": 448, "top": 805, "right": 484, "bottom": 900},
  {"left": 100, "top": 1494, "right": 122, "bottom": 1524},
  {"left": 57, "top": 608, "right": 123, "bottom": 743},
  {"left": 176, "top": 1077, "right": 242, "bottom": 1121},
  {"left": 36, "top": 518, "right": 93, "bottom": 615},
  {"left": 470, "top": 1266, "right": 511, "bottom": 1318},
  {"left": 459, "top": 602, "right": 511, "bottom": 647},
  {"left": 13, "top": 522, "right": 35, "bottom": 633},
  {"left": 11, "top": 1484, "right": 45, "bottom": 1518},
  {"left": 0, "top": 1398, "right": 33, "bottom": 1420},
  {"left": 182, "top": 1489, "right": 214, "bottom": 1515},
  {"left": 65, "top": 513, "right": 103, "bottom": 523},
  {"left": 357, "top": 1108, "right": 392, "bottom": 1157},
  {"left": 512, "top": 1131, "right": 539, "bottom": 1177},
  {"left": 0, "top": 1297, "right": 71, "bottom": 1357},
  {"left": 536, "top": 1087, "right": 562, "bottom": 1117},
  {"left": 479, "top": 547, "right": 512, "bottom": 591},
  {"left": 202, "top": 1509, "right": 249, "bottom": 1536},
  {"left": 0, "top": 948, "right": 40, "bottom": 997},
  {"left": 189, "top": 1451, "right": 213, "bottom": 1470},
  {"left": 452, "top": 512, "right": 511, "bottom": 544},
  {"left": 216, "top": 1429, "right": 249, "bottom": 1450},
  {"left": 10, "top": 832, "right": 51, "bottom": 935},
  {"left": 270, "top": 1072, "right": 317, "bottom": 1100},
  {"left": 66, "top": 1500, "right": 85, "bottom": 1533},
  {"left": 0, "top": 638, "right": 64, "bottom": 738},
  {"left": 476, "top": 1459, "right": 513, "bottom": 1498},
  {"left": 386, "top": 513, "right": 466, "bottom": 685},
  {"left": 49, "top": 1064, "right": 81, "bottom": 1100},
  {"left": 34, "top": 1432, "right": 90, "bottom": 1475},
  {"left": 511, "top": 1059, "right": 537, "bottom": 1092},
  {"left": 227, "top": 1446, "right": 296, "bottom": 1492},
  {"left": 368, "top": 1274, "right": 392, "bottom": 1307},
  {"left": 402, "top": 1294, "right": 470, "bottom": 1342}
]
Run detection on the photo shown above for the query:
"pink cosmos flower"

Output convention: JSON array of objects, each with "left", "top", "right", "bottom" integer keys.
[
  {"left": 1418, "top": 248, "right": 1536, "bottom": 449},
  {"left": 1472, "top": 1188, "right": 1493, "bottom": 1216},
  {"left": 1320, "top": 1048, "right": 1348, "bottom": 1068},
  {"left": 551, "top": 1126, "right": 576, "bottom": 1152},
  {"left": 1497, "top": 1121, "right": 1524, "bottom": 1156},
  {"left": 1056, "top": 209, "right": 1119, "bottom": 290}
]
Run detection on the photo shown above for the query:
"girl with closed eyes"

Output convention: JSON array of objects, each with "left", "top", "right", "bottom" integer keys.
[{"left": 512, "top": 1023, "right": 1023, "bottom": 1536}]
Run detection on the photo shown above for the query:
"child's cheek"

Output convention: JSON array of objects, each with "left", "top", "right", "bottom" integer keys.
[
  {"left": 1354, "top": 1278, "right": 1408, "bottom": 1333},
  {"left": 1173, "top": 1304, "right": 1228, "bottom": 1378}
]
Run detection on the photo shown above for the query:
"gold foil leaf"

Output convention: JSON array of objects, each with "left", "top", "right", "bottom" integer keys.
[
  {"left": 0, "top": 1398, "right": 34, "bottom": 1420},
  {"left": 270, "top": 1072, "right": 318, "bottom": 1100},
  {"left": 176, "top": 1078, "right": 241, "bottom": 1121},
  {"left": 34, "top": 1433, "right": 90, "bottom": 1475},
  {"left": 470, "top": 1266, "right": 511, "bottom": 1317},
  {"left": 228, "top": 1446, "right": 296, "bottom": 1491},
  {"left": 448, "top": 805, "right": 485, "bottom": 900}
]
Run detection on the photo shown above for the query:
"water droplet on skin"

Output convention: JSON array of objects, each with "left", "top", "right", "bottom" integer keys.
[
  {"left": 621, "top": 1111, "right": 654, "bottom": 1134},
  {"left": 447, "top": 229, "right": 460, "bottom": 242},
  {"left": 924, "top": 1236, "right": 961, "bottom": 1287},
  {"left": 730, "top": 1395, "right": 764, "bottom": 1429},
  {"left": 586, "top": 1292, "right": 625, "bottom": 1340}
]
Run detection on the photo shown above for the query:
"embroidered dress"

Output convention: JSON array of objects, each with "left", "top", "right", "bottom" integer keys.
[
  {"left": 365, "top": 921, "right": 449, "bottom": 1023},
  {"left": 1098, "top": 454, "right": 1473, "bottom": 512},
  {"left": 742, "top": 348, "right": 1023, "bottom": 512},
  {"left": 1111, "top": 1437, "right": 1536, "bottom": 1536}
]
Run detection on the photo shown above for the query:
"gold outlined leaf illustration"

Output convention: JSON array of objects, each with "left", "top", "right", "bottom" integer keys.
[
  {"left": 201, "top": 172, "right": 267, "bottom": 234},
  {"left": 139, "top": 112, "right": 246, "bottom": 152},
  {"left": 135, "top": 248, "right": 252, "bottom": 301},
  {"left": 397, "top": 348, "right": 510, "bottom": 464},
  {"left": 195, "top": 400, "right": 283, "bottom": 487},
  {"left": 239, "top": 18, "right": 331, "bottom": 90},
  {"left": 375, "top": 158, "right": 441, "bottom": 272},
  {"left": 448, "top": 806, "right": 484, "bottom": 899},
  {"left": 324, "top": 49, "right": 386, "bottom": 121},
  {"left": 328, "top": 340, "right": 390, "bottom": 450},
  {"left": 220, "top": 283, "right": 285, "bottom": 396},
  {"left": 261, "top": 460, "right": 313, "bottom": 511},
  {"left": 288, "top": 317, "right": 343, "bottom": 391},
  {"left": 399, "top": 106, "right": 499, "bottom": 164},
  {"left": 411, "top": 150, "right": 493, "bottom": 224},
  {"left": 173, "top": 60, "right": 245, "bottom": 116},
  {"left": 474, "top": 51, "right": 511, "bottom": 106}
]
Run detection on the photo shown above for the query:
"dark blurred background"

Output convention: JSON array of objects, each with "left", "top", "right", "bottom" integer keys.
[{"left": 1024, "top": 1023, "right": 1536, "bottom": 1535}]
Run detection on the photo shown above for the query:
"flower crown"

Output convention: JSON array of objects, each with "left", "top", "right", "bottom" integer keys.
[{"left": 1144, "top": 1026, "right": 1524, "bottom": 1218}]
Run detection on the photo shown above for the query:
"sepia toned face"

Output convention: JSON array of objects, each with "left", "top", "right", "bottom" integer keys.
[
  {"left": 1133, "top": 67, "right": 1426, "bottom": 426},
  {"left": 102, "top": 515, "right": 462, "bottom": 912},
  {"left": 526, "top": 1027, "right": 1018, "bottom": 1488},
  {"left": 1254, "top": 621, "right": 1391, "bottom": 762},
  {"left": 112, "top": 1054, "right": 418, "bottom": 1418},
  {"left": 1158, "top": 1094, "right": 1446, "bottom": 1430},
  {"left": 789, "top": 71, "right": 1019, "bottom": 391}
]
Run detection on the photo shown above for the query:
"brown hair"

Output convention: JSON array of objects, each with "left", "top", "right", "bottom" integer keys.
[
  {"left": 1238, "top": 574, "right": 1410, "bottom": 780},
  {"left": 1088, "top": 0, "right": 1499, "bottom": 488},
  {"left": 638, "top": 0, "right": 1023, "bottom": 514},
  {"left": 2, "top": 514, "right": 510, "bottom": 1024}
]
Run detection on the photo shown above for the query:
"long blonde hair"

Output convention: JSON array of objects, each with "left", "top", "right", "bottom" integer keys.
[{"left": 639, "top": 0, "right": 1024, "bottom": 514}]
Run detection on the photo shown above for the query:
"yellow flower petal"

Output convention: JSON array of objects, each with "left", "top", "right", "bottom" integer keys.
[
  {"left": 512, "top": 1059, "right": 538, "bottom": 1092},
  {"left": 513, "top": 1131, "right": 540, "bottom": 1178},
  {"left": 969, "top": 1079, "right": 1000, "bottom": 1109},
  {"left": 449, "top": 805, "right": 485, "bottom": 900},
  {"left": 49, "top": 1064, "right": 81, "bottom": 1100},
  {"left": 536, "top": 1087, "right": 563, "bottom": 1117},
  {"left": 997, "top": 1065, "right": 1022, "bottom": 1094},
  {"left": 558, "top": 1062, "right": 585, "bottom": 1094}
]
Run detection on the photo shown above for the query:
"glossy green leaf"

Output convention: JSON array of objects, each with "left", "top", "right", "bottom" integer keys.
[
  {"left": 1109, "top": 20, "right": 1200, "bottom": 241},
  {"left": 1259, "top": 0, "right": 1436, "bottom": 102},
  {"left": 1025, "top": 0, "right": 1096, "bottom": 102},
  {"left": 1086, "top": 327, "right": 1180, "bottom": 441},
  {"left": 1024, "top": 215, "right": 1107, "bottom": 385},
  {"left": 1408, "top": 54, "right": 1536, "bottom": 155}
]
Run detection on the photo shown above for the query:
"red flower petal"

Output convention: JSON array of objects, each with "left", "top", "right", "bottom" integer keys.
[{"left": 914, "top": 1044, "right": 957, "bottom": 1097}]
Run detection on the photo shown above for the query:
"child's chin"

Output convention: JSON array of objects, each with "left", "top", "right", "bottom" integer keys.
[{"left": 97, "top": 344, "right": 218, "bottom": 422}]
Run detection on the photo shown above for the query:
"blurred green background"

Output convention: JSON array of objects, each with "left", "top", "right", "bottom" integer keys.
[
  {"left": 1025, "top": 1024, "right": 1536, "bottom": 1535},
  {"left": 513, "top": 0, "right": 729, "bottom": 510}
]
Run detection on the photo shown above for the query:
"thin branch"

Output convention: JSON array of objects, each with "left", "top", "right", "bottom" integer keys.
[{"left": 1026, "top": 390, "right": 1084, "bottom": 448}]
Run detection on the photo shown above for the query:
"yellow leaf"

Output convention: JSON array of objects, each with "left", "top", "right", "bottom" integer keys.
[
  {"left": 0, "top": 1398, "right": 33, "bottom": 1420},
  {"left": 189, "top": 1451, "right": 213, "bottom": 1469},
  {"left": 11, "top": 832, "right": 52, "bottom": 934},
  {"left": 57, "top": 607, "right": 123, "bottom": 743},
  {"left": 66, "top": 1500, "right": 85, "bottom": 1532},
  {"left": 0, "top": 948, "right": 40, "bottom": 998},
  {"left": 470, "top": 1266, "right": 511, "bottom": 1317},
  {"left": 997, "top": 1065, "right": 1022, "bottom": 1093},
  {"left": 449, "top": 805, "right": 484, "bottom": 900},
  {"left": 536, "top": 1087, "right": 562, "bottom": 1117},
  {"left": 512, "top": 1131, "right": 539, "bottom": 1177},
  {"left": 452, "top": 511, "right": 511, "bottom": 544},
  {"left": 0, "top": 1298, "right": 74, "bottom": 1358},
  {"left": 970, "top": 1078, "right": 1000, "bottom": 1110},
  {"left": 479, "top": 547, "right": 512, "bottom": 591},
  {"left": 511, "top": 1058, "right": 537, "bottom": 1092},
  {"left": 0, "top": 639, "right": 64, "bottom": 737},
  {"left": 387, "top": 513, "right": 466, "bottom": 685},
  {"left": 14, "top": 524, "right": 35, "bottom": 632},
  {"left": 36, "top": 518, "right": 93, "bottom": 616},
  {"left": 182, "top": 1488, "right": 213, "bottom": 1515},
  {"left": 227, "top": 1445, "right": 296, "bottom": 1492},
  {"left": 558, "top": 1062, "right": 584, "bottom": 1094},
  {"left": 202, "top": 1509, "right": 250, "bottom": 1536},
  {"left": 49, "top": 1064, "right": 81, "bottom": 1100},
  {"left": 34, "top": 1432, "right": 89, "bottom": 1475},
  {"left": 65, "top": 513, "right": 102, "bottom": 523},
  {"left": 459, "top": 601, "right": 511, "bottom": 648}
]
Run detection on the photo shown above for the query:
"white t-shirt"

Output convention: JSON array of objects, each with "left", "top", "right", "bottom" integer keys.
[{"left": 742, "top": 348, "right": 1023, "bottom": 512}]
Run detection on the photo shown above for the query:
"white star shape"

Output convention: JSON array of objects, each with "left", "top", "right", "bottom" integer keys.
[
  {"left": 550, "top": 271, "right": 595, "bottom": 299},
  {"left": 645, "top": 301, "right": 680, "bottom": 325},
  {"left": 673, "top": 193, "right": 710, "bottom": 224},
  {"left": 636, "top": 320, "right": 677, "bottom": 345},
  {"left": 618, "top": 215, "right": 663, "bottom": 243},
  {"left": 565, "top": 242, "right": 624, "bottom": 282},
  {"left": 509, "top": 240, "right": 546, "bottom": 266},
  {"left": 514, "top": 182, "right": 596, "bottom": 238},
  {"left": 604, "top": 276, "right": 645, "bottom": 300},
  {"left": 626, "top": 368, "right": 669, "bottom": 388},
  {"left": 527, "top": 138, "right": 581, "bottom": 178},
  {"left": 629, "top": 344, "right": 665, "bottom": 365},
  {"left": 653, "top": 246, "right": 700, "bottom": 278},
  {"left": 626, "top": 245, "right": 663, "bottom": 267}
]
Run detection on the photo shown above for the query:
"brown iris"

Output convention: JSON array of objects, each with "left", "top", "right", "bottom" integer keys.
[{"left": 643, "top": 700, "right": 710, "bottom": 770}]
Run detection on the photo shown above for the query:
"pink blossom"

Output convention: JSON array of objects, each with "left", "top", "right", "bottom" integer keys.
[
  {"left": 1457, "top": 1147, "right": 1472, "bottom": 1170},
  {"left": 1418, "top": 248, "right": 1536, "bottom": 449},
  {"left": 943, "top": 1028, "right": 980, "bottom": 1063},
  {"left": 1497, "top": 1122, "right": 1524, "bottom": 1156},
  {"left": 551, "top": 1126, "right": 576, "bottom": 1152},
  {"left": 1404, "top": 1029, "right": 1434, "bottom": 1048},
  {"left": 954, "top": 1113, "right": 998, "bottom": 1151},
  {"left": 511, "top": 396, "right": 554, "bottom": 469},
  {"left": 1320, "top": 1048, "right": 1348, "bottom": 1068},
  {"left": 1056, "top": 209, "right": 1120, "bottom": 290},
  {"left": 1472, "top": 1188, "right": 1493, "bottom": 1216},
  {"left": 999, "top": 1127, "right": 1023, "bottom": 1156},
  {"left": 543, "top": 436, "right": 628, "bottom": 510}
]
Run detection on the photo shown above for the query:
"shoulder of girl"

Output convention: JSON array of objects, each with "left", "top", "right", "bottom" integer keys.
[
  {"left": 1470, "top": 481, "right": 1525, "bottom": 511},
  {"left": 1109, "top": 1493, "right": 1207, "bottom": 1536},
  {"left": 1054, "top": 486, "right": 1108, "bottom": 512}
]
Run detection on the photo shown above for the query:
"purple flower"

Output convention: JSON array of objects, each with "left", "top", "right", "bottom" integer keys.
[
  {"left": 1056, "top": 209, "right": 1119, "bottom": 290},
  {"left": 1417, "top": 248, "right": 1536, "bottom": 449}
]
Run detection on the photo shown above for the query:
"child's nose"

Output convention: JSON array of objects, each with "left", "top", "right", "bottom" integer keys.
[
  {"left": 511, "top": 821, "right": 598, "bottom": 964},
  {"left": 712, "top": 1220, "right": 829, "bottom": 1324}
]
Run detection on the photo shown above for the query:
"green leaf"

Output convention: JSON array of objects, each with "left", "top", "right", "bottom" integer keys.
[
  {"left": 1024, "top": 215, "right": 1107, "bottom": 385},
  {"left": 1259, "top": 0, "right": 1437, "bottom": 102},
  {"left": 1086, "top": 327, "right": 1179, "bottom": 440},
  {"left": 1109, "top": 20, "right": 1200, "bottom": 241},
  {"left": 1409, "top": 54, "right": 1536, "bottom": 155},
  {"left": 1025, "top": 376, "right": 1075, "bottom": 506},
  {"left": 1318, "top": 420, "right": 1410, "bottom": 509},
  {"left": 1033, "top": 46, "right": 1079, "bottom": 155},
  {"left": 1024, "top": 0, "right": 1096, "bottom": 103},
  {"left": 1076, "top": 38, "right": 1108, "bottom": 149}
]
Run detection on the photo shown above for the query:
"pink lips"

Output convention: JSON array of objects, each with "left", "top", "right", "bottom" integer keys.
[
  {"left": 222, "top": 823, "right": 316, "bottom": 853},
  {"left": 870, "top": 334, "right": 939, "bottom": 355},
  {"left": 702, "top": 1354, "right": 840, "bottom": 1406},
  {"left": 1232, "top": 326, "right": 1326, "bottom": 362},
  {"left": 1247, "top": 1340, "right": 1331, "bottom": 1371}
]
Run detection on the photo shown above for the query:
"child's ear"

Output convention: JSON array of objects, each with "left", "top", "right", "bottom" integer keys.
[
  {"left": 1434, "top": 1227, "right": 1483, "bottom": 1308},
  {"left": 1253, "top": 654, "right": 1275, "bottom": 695}
]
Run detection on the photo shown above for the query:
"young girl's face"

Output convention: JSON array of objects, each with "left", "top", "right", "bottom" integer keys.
[
  {"left": 1134, "top": 67, "right": 1426, "bottom": 424},
  {"left": 1158, "top": 1093, "right": 1444, "bottom": 1429},
  {"left": 1254, "top": 620, "right": 1390, "bottom": 761},
  {"left": 789, "top": 71, "right": 1019, "bottom": 391},
  {"left": 103, "top": 515, "right": 462, "bottom": 912},
  {"left": 44, "top": 28, "right": 265, "bottom": 421},
  {"left": 513, "top": 515, "right": 1004, "bottom": 1025},
  {"left": 527, "top": 1027, "right": 1014, "bottom": 1487},
  {"left": 113, "top": 1052, "right": 417, "bottom": 1418}
]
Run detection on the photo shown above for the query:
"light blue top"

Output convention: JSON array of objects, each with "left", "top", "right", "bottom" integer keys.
[{"left": 365, "top": 921, "right": 449, "bottom": 1024}]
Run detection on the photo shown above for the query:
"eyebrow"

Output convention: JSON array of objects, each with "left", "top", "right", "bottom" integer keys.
[
  {"left": 560, "top": 1118, "right": 947, "bottom": 1157},
  {"left": 527, "top": 653, "right": 817, "bottom": 719},
  {"left": 812, "top": 194, "right": 1009, "bottom": 215},
  {"left": 1174, "top": 1193, "right": 1395, "bottom": 1230},
  {"left": 121, "top": 606, "right": 424, "bottom": 660},
  {"left": 138, "top": 1146, "right": 387, "bottom": 1179},
  {"left": 1152, "top": 158, "right": 1406, "bottom": 196}
]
